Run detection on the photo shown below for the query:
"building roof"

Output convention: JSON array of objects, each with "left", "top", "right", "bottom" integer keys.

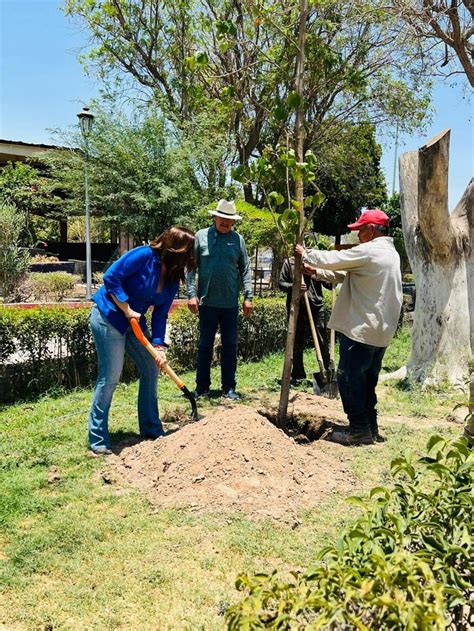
[{"left": 0, "top": 139, "right": 66, "bottom": 168}]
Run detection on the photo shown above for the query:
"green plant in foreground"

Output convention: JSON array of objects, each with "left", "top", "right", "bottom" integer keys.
[{"left": 226, "top": 436, "right": 473, "bottom": 630}]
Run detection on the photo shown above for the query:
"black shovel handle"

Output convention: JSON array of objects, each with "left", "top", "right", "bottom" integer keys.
[{"left": 130, "top": 318, "right": 198, "bottom": 421}]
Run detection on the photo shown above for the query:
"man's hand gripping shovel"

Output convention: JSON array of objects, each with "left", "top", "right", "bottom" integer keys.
[{"left": 129, "top": 318, "right": 199, "bottom": 421}]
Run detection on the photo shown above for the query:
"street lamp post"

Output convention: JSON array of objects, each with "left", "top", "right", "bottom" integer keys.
[{"left": 77, "top": 106, "right": 95, "bottom": 300}]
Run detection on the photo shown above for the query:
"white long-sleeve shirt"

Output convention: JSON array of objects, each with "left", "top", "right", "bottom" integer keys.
[{"left": 303, "top": 237, "right": 402, "bottom": 348}]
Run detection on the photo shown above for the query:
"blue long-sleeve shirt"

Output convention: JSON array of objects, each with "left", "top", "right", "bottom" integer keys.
[
  {"left": 186, "top": 225, "right": 252, "bottom": 308},
  {"left": 92, "top": 245, "right": 179, "bottom": 345}
]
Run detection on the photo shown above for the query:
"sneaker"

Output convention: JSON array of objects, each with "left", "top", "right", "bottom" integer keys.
[
  {"left": 373, "top": 433, "right": 386, "bottom": 443},
  {"left": 192, "top": 389, "right": 210, "bottom": 399},
  {"left": 327, "top": 430, "right": 374, "bottom": 446},
  {"left": 222, "top": 389, "right": 240, "bottom": 401},
  {"left": 90, "top": 446, "right": 113, "bottom": 455}
]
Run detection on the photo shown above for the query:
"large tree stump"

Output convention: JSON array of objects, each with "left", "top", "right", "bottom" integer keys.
[{"left": 399, "top": 129, "right": 473, "bottom": 385}]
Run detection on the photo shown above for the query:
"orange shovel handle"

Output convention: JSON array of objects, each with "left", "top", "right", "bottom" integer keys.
[{"left": 129, "top": 318, "right": 184, "bottom": 389}]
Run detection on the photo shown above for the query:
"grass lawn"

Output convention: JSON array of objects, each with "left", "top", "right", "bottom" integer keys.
[{"left": 0, "top": 328, "right": 465, "bottom": 630}]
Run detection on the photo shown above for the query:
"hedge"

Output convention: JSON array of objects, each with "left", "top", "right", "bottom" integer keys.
[
  {"left": 168, "top": 297, "right": 288, "bottom": 370},
  {"left": 0, "top": 306, "right": 137, "bottom": 403},
  {"left": 1, "top": 296, "right": 292, "bottom": 402}
]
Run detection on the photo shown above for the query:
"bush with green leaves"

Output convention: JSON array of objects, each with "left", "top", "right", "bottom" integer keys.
[
  {"left": 0, "top": 202, "right": 30, "bottom": 302},
  {"left": 22, "top": 271, "right": 81, "bottom": 302},
  {"left": 226, "top": 436, "right": 473, "bottom": 630},
  {"left": 191, "top": 200, "right": 279, "bottom": 254},
  {"left": 168, "top": 297, "right": 288, "bottom": 370},
  {"left": 0, "top": 306, "right": 136, "bottom": 402}
]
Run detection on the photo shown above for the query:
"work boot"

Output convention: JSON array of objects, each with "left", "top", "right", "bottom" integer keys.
[
  {"left": 327, "top": 429, "right": 374, "bottom": 446},
  {"left": 222, "top": 388, "right": 240, "bottom": 401},
  {"left": 369, "top": 417, "right": 386, "bottom": 443}
]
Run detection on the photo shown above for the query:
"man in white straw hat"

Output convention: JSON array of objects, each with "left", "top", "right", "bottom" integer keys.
[{"left": 186, "top": 200, "right": 253, "bottom": 400}]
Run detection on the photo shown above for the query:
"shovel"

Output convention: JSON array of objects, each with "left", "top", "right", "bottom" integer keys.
[
  {"left": 130, "top": 318, "right": 198, "bottom": 421},
  {"left": 327, "top": 287, "right": 339, "bottom": 399},
  {"left": 303, "top": 292, "right": 329, "bottom": 391}
]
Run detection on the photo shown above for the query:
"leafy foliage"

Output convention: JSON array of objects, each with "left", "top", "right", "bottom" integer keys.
[
  {"left": 168, "top": 298, "right": 287, "bottom": 370},
  {"left": 43, "top": 107, "right": 207, "bottom": 241},
  {"left": 0, "top": 202, "right": 30, "bottom": 302},
  {"left": 226, "top": 436, "right": 473, "bottom": 629},
  {"left": 22, "top": 272, "right": 81, "bottom": 303},
  {"left": 384, "top": 192, "right": 409, "bottom": 270},
  {"left": 0, "top": 161, "right": 64, "bottom": 243},
  {"left": 0, "top": 306, "right": 135, "bottom": 402},
  {"left": 191, "top": 200, "right": 278, "bottom": 253},
  {"left": 312, "top": 123, "right": 387, "bottom": 237},
  {"left": 65, "top": 0, "right": 432, "bottom": 202}
]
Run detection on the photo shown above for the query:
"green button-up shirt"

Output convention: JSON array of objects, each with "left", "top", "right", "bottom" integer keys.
[{"left": 186, "top": 225, "right": 253, "bottom": 308}]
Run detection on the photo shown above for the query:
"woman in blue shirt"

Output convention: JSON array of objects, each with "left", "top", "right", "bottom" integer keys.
[{"left": 88, "top": 226, "right": 195, "bottom": 454}]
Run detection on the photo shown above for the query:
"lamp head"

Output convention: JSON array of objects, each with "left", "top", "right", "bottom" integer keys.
[{"left": 77, "top": 106, "right": 95, "bottom": 135}]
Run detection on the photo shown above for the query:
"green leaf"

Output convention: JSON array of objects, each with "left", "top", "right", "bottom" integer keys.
[
  {"left": 346, "top": 496, "right": 367, "bottom": 509},
  {"left": 184, "top": 56, "right": 197, "bottom": 71},
  {"left": 195, "top": 51, "right": 209, "bottom": 66},
  {"left": 273, "top": 105, "right": 287, "bottom": 121},
  {"left": 221, "top": 86, "right": 235, "bottom": 99},
  {"left": 287, "top": 91, "right": 302, "bottom": 108},
  {"left": 427, "top": 435, "right": 445, "bottom": 452},
  {"left": 369, "top": 486, "right": 389, "bottom": 499},
  {"left": 312, "top": 190, "right": 325, "bottom": 208},
  {"left": 268, "top": 191, "right": 285, "bottom": 206}
]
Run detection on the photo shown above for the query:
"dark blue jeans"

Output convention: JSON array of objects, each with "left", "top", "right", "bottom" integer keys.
[
  {"left": 337, "top": 334, "right": 386, "bottom": 434},
  {"left": 196, "top": 305, "right": 239, "bottom": 393}
]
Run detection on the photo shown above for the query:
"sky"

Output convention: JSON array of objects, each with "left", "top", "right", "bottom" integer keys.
[{"left": 1, "top": 0, "right": 473, "bottom": 210}]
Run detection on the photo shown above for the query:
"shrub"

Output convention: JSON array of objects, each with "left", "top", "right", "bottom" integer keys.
[
  {"left": 167, "top": 297, "right": 287, "bottom": 370},
  {"left": 31, "top": 254, "right": 60, "bottom": 263},
  {"left": 226, "top": 436, "right": 473, "bottom": 630},
  {"left": 22, "top": 272, "right": 81, "bottom": 302},
  {"left": 0, "top": 202, "right": 30, "bottom": 301},
  {"left": 0, "top": 306, "right": 138, "bottom": 402}
]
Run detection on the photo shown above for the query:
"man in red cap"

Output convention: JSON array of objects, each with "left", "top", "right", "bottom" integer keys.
[{"left": 295, "top": 209, "right": 402, "bottom": 446}]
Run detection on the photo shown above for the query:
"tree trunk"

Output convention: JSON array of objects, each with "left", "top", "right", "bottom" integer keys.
[
  {"left": 399, "top": 129, "right": 473, "bottom": 385},
  {"left": 277, "top": 0, "right": 308, "bottom": 428}
]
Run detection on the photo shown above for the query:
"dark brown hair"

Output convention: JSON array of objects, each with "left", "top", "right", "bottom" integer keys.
[{"left": 151, "top": 226, "right": 196, "bottom": 283}]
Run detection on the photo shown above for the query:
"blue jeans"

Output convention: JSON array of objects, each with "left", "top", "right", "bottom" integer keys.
[
  {"left": 196, "top": 305, "right": 239, "bottom": 393},
  {"left": 337, "top": 333, "right": 386, "bottom": 434},
  {"left": 88, "top": 305, "right": 164, "bottom": 450}
]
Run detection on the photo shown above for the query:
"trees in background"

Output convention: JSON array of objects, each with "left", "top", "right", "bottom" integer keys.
[
  {"left": 390, "top": 0, "right": 474, "bottom": 87},
  {"left": 311, "top": 123, "right": 387, "bottom": 240},
  {"left": 0, "top": 162, "right": 65, "bottom": 244},
  {"left": 64, "top": 0, "right": 432, "bottom": 202},
  {"left": 42, "top": 107, "right": 219, "bottom": 241},
  {"left": 0, "top": 203, "right": 30, "bottom": 301}
]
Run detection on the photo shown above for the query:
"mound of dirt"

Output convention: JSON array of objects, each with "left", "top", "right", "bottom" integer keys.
[{"left": 105, "top": 394, "right": 353, "bottom": 521}]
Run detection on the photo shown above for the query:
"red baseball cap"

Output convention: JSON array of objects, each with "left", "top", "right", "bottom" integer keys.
[{"left": 347, "top": 208, "right": 390, "bottom": 230}]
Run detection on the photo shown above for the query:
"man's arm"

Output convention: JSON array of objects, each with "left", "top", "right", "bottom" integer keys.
[
  {"left": 186, "top": 238, "right": 200, "bottom": 314},
  {"left": 238, "top": 235, "right": 253, "bottom": 317},
  {"left": 278, "top": 258, "right": 293, "bottom": 292},
  {"left": 296, "top": 243, "right": 369, "bottom": 272},
  {"left": 310, "top": 267, "right": 346, "bottom": 285}
]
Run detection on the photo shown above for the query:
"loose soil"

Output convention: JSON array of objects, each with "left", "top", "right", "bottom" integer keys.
[{"left": 104, "top": 393, "right": 354, "bottom": 522}]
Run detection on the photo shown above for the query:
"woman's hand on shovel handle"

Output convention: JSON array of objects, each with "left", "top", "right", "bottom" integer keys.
[
  {"left": 125, "top": 307, "right": 142, "bottom": 320},
  {"left": 153, "top": 346, "right": 168, "bottom": 369}
]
